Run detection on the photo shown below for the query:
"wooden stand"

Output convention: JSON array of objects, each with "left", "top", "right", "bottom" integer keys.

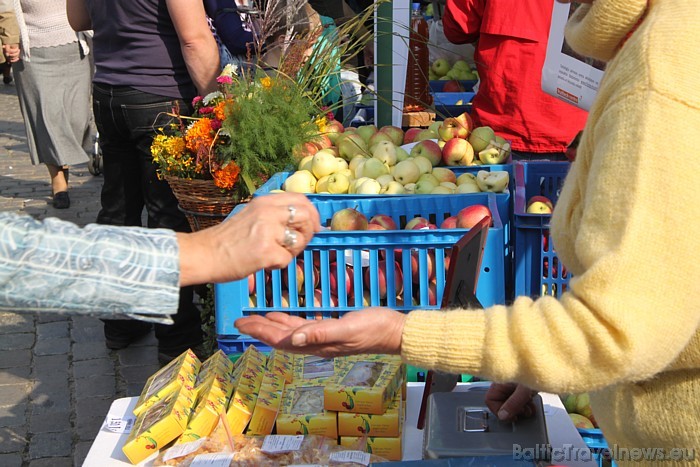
[{"left": 402, "top": 111, "right": 436, "bottom": 129}]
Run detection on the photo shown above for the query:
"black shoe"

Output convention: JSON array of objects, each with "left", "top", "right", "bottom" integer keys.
[
  {"left": 3, "top": 75, "right": 12, "bottom": 85},
  {"left": 53, "top": 191, "right": 70, "bottom": 209}
]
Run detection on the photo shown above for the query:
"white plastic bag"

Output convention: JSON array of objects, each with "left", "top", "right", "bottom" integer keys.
[{"left": 427, "top": 19, "right": 475, "bottom": 66}]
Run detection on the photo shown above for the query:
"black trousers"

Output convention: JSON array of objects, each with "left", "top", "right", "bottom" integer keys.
[{"left": 92, "top": 83, "right": 202, "bottom": 353}]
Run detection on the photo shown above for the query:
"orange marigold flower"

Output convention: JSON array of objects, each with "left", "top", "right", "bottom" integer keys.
[
  {"left": 213, "top": 161, "right": 241, "bottom": 190},
  {"left": 213, "top": 101, "right": 227, "bottom": 121},
  {"left": 185, "top": 118, "right": 214, "bottom": 153},
  {"left": 260, "top": 76, "right": 273, "bottom": 89}
]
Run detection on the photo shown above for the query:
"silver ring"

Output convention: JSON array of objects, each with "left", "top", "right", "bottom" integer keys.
[
  {"left": 287, "top": 205, "right": 296, "bottom": 225},
  {"left": 283, "top": 227, "right": 297, "bottom": 249}
]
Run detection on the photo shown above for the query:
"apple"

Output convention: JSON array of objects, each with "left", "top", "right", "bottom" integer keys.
[
  {"left": 356, "top": 178, "right": 382, "bottom": 194},
  {"left": 456, "top": 172, "right": 476, "bottom": 186},
  {"left": 356, "top": 124, "right": 378, "bottom": 143},
  {"left": 395, "top": 146, "right": 411, "bottom": 162},
  {"left": 410, "top": 140, "right": 442, "bottom": 166},
  {"left": 361, "top": 158, "right": 390, "bottom": 179},
  {"left": 415, "top": 128, "right": 438, "bottom": 141},
  {"left": 311, "top": 149, "right": 339, "bottom": 179},
  {"left": 454, "top": 112, "right": 474, "bottom": 135},
  {"left": 442, "top": 138, "right": 474, "bottom": 166},
  {"left": 368, "top": 131, "right": 394, "bottom": 150},
  {"left": 412, "top": 156, "right": 434, "bottom": 175},
  {"left": 475, "top": 170, "right": 509, "bottom": 193},
  {"left": 478, "top": 147, "right": 502, "bottom": 165},
  {"left": 283, "top": 170, "right": 316, "bottom": 193},
  {"left": 335, "top": 157, "right": 348, "bottom": 173},
  {"left": 440, "top": 181, "right": 457, "bottom": 191},
  {"left": 329, "top": 263, "right": 354, "bottom": 297},
  {"left": 370, "top": 214, "right": 398, "bottom": 230},
  {"left": 410, "top": 250, "right": 435, "bottom": 284},
  {"left": 348, "top": 154, "right": 368, "bottom": 173},
  {"left": 349, "top": 177, "right": 370, "bottom": 194},
  {"left": 431, "top": 167, "right": 457, "bottom": 184},
  {"left": 324, "top": 119, "right": 345, "bottom": 145},
  {"left": 431, "top": 186, "right": 452, "bottom": 195},
  {"left": 315, "top": 175, "right": 330, "bottom": 193},
  {"left": 468, "top": 126, "right": 496, "bottom": 154},
  {"left": 248, "top": 274, "right": 256, "bottom": 295},
  {"left": 330, "top": 207, "right": 368, "bottom": 231},
  {"left": 403, "top": 127, "right": 422, "bottom": 145},
  {"left": 403, "top": 183, "right": 416, "bottom": 194},
  {"left": 392, "top": 159, "right": 421, "bottom": 185},
  {"left": 442, "top": 79, "right": 465, "bottom": 93},
  {"left": 283, "top": 259, "right": 318, "bottom": 294},
  {"left": 364, "top": 260, "right": 403, "bottom": 298},
  {"left": 456, "top": 181, "right": 481, "bottom": 193},
  {"left": 338, "top": 132, "right": 369, "bottom": 160},
  {"left": 375, "top": 173, "right": 395, "bottom": 188},
  {"left": 380, "top": 181, "right": 406, "bottom": 194},
  {"left": 456, "top": 205, "right": 492, "bottom": 229},
  {"left": 312, "top": 290, "right": 338, "bottom": 307},
  {"left": 313, "top": 134, "right": 333, "bottom": 150},
  {"left": 371, "top": 141, "right": 397, "bottom": 166},
  {"left": 417, "top": 173, "right": 440, "bottom": 186},
  {"left": 568, "top": 413, "right": 595, "bottom": 430},
  {"left": 405, "top": 216, "right": 434, "bottom": 230},
  {"left": 367, "top": 223, "right": 386, "bottom": 231},
  {"left": 431, "top": 58, "right": 451, "bottom": 77},
  {"left": 379, "top": 126, "right": 404, "bottom": 147},
  {"left": 492, "top": 135, "right": 512, "bottom": 162},
  {"left": 415, "top": 179, "right": 438, "bottom": 195},
  {"left": 294, "top": 140, "right": 319, "bottom": 161},
  {"left": 327, "top": 172, "right": 351, "bottom": 194},
  {"left": 527, "top": 195, "right": 554, "bottom": 214},
  {"left": 437, "top": 117, "right": 469, "bottom": 141},
  {"left": 440, "top": 216, "right": 458, "bottom": 229},
  {"left": 298, "top": 154, "right": 314, "bottom": 172},
  {"left": 452, "top": 59, "right": 471, "bottom": 71}
]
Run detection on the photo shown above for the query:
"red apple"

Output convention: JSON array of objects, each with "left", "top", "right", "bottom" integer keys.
[
  {"left": 364, "top": 260, "right": 403, "bottom": 298},
  {"left": 440, "top": 216, "right": 458, "bottom": 229},
  {"left": 437, "top": 117, "right": 469, "bottom": 142},
  {"left": 456, "top": 205, "right": 492, "bottom": 229},
  {"left": 248, "top": 274, "right": 256, "bottom": 295},
  {"left": 329, "top": 263, "right": 354, "bottom": 297},
  {"left": 410, "top": 251, "right": 435, "bottom": 284},
  {"left": 369, "top": 214, "right": 398, "bottom": 230},
  {"left": 441, "top": 138, "right": 474, "bottom": 165},
  {"left": 312, "top": 289, "right": 338, "bottom": 307},
  {"left": 442, "top": 80, "right": 465, "bottom": 93},
  {"left": 379, "top": 125, "right": 405, "bottom": 147},
  {"left": 330, "top": 208, "right": 368, "bottom": 231},
  {"left": 405, "top": 217, "right": 432, "bottom": 230},
  {"left": 526, "top": 195, "right": 554, "bottom": 214},
  {"left": 454, "top": 112, "right": 474, "bottom": 135},
  {"left": 409, "top": 140, "right": 442, "bottom": 167},
  {"left": 367, "top": 223, "right": 386, "bottom": 231},
  {"left": 403, "top": 127, "right": 422, "bottom": 145},
  {"left": 313, "top": 134, "right": 333, "bottom": 150},
  {"left": 324, "top": 119, "right": 345, "bottom": 145}
]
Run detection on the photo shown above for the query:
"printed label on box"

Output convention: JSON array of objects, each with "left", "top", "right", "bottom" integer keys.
[
  {"left": 103, "top": 415, "right": 134, "bottom": 434},
  {"left": 190, "top": 452, "right": 235, "bottom": 466},
  {"left": 329, "top": 450, "right": 371, "bottom": 465},
  {"left": 261, "top": 434, "right": 304, "bottom": 454},
  {"left": 163, "top": 438, "right": 207, "bottom": 461}
]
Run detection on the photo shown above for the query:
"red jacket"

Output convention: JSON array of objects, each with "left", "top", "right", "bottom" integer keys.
[{"left": 442, "top": 0, "right": 588, "bottom": 153}]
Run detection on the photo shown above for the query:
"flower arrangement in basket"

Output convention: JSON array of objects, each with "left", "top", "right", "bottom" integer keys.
[{"left": 150, "top": 0, "right": 378, "bottom": 230}]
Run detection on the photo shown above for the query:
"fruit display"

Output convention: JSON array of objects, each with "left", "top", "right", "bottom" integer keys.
[
  {"left": 280, "top": 121, "right": 510, "bottom": 196},
  {"left": 429, "top": 58, "right": 478, "bottom": 82},
  {"left": 561, "top": 393, "right": 598, "bottom": 429}
]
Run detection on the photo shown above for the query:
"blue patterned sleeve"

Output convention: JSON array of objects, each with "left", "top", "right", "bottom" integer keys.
[{"left": 0, "top": 212, "right": 181, "bottom": 323}]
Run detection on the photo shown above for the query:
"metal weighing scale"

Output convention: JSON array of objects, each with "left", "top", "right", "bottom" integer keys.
[{"left": 417, "top": 216, "right": 550, "bottom": 461}]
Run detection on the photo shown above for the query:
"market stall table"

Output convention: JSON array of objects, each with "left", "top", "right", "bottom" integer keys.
[{"left": 83, "top": 382, "right": 596, "bottom": 466}]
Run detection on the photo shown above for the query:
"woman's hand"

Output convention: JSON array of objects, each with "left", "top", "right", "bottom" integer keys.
[
  {"left": 177, "top": 193, "right": 321, "bottom": 286},
  {"left": 2, "top": 44, "right": 20, "bottom": 63},
  {"left": 484, "top": 382, "right": 538, "bottom": 422},
  {"left": 235, "top": 308, "right": 407, "bottom": 357}
]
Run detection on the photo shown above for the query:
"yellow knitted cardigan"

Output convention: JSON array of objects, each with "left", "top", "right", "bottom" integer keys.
[{"left": 401, "top": 0, "right": 700, "bottom": 460}]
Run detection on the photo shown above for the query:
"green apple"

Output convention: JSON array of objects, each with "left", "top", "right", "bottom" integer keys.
[
  {"left": 415, "top": 128, "right": 438, "bottom": 141},
  {"left": 311, "top": 149, "right": 339, "bottom": 179},
  {"left": 429, "top": 121, "right": 443, "bottom": 135},
  {"left": 349, "top": 154, "right": 368, "bottom": 173},
  {"left": 298, "top": 154, "right": 313, "bottom": 172},
  {"left": 379, "top": 125, "right": 405, "bottom": 147},
  {"left": 315, "top": 175, "right": 331, "bottom": 193},
  {"left": 478, "top": 147, "right": 502, "bottom": 165},
  {"left": 371, "top": 141, "right": 398, "bottom": 166},
  {"left": 338, "top": 132, "right": 369, "bottom": 160},
  {"left": 356, "top": 124, "right": 378, "bottom": 143},
  {"left": 456, "top": 180, "right": 481, "bottom": 193},
  {"left": 392, "top": 159, "right": 421, "bottom": 185},
  {"left": 349, "top": 177, "right": 370, "bottom": 194},
  {"left": 418, "top": 173, "right": 440, "bottom": 186},
  {"left": 412, "top": 156, "right": 433, "bottom": 175},
  {"left": 456, "top": 172, "right": 477, "bottom": 186},
  {"left": 375, "top": 173, "right": 395, "bottom": 188},
  {"left": 440, "top": 181, "right": 457, "bottom": 192},
  {"left": 356, "top": 178, "right": 382, "bottom": 194},
  {"left": 327, "top": 172, "right": 351, "bottom": 194},
  {"left": 403, "top": 183, "right": 416, "bottom": 194},
  {"left": 395, "top": 146, "right": 411, "bottom": 163},
  {"left": 452, "top": 60, "right": 471, "bottom": 71},
  {"left": 415, "top": 179, "right": 438, "bottom": 194},
  {"left": 380, "top": 181, "right": 406, "bottom": 195},
  {"left": 368, "top": 131, "right": 394, "bottom": 151},
  {"left": 336, "top": 168, "right": 354, "bottom": 180},
  {"left": 335, "top": 157, "right": 349, "bottom": 173},
  {"left": 362, "top": 157, "right": 390, "bottom": 179},
  {"left": 469, "top": 126, "right": 496, "bottom": 154},
  {"left": 431, "top": 58, "right": 451, "bottom": 77},
  {"left": 431, "top": 186, "right": 453, "bottom": 195},
  {"left": 284, "top": 170, "right": 316, "bottom": 193},
  {"left": 475, "top": 170, "right": 509, "bottom": 192}
]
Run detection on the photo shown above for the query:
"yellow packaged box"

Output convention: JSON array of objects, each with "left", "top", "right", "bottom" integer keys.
[
  {"left": 133, "top": 349, "right": 200, "bottom": 417},
  {"left": 246, "top": 387, "right": 284, "bottom": 436},
  {"left": 177, "top": 379, "right": 230, "bottom": 441},
  {"left": 337, "top": 393, "right": 402, "bottom": 437},
  {"left": 195, "top": 350, "right": 233, "bottom": 386},
  {"left": 324, "top": 356, "right": 403, "bottom": 415},
  {"left": 122, "top": 388, "right": 194, "bottom": 464},
  {"left": 225, "top": 387, "right": 258, "bottom": 434},
  {"left": 340, "top": 435, "right": 402, "bottom": 461},
  {"left": 276, "top": 384, "right": 337, "bottom": 438}
]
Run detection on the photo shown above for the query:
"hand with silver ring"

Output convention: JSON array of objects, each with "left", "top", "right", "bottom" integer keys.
[
  {"left": 283, "top": 227, "right": 297, "bottom": 249},
  {"left": 287, "top": 205, "right": 296, "bottom": 225}
]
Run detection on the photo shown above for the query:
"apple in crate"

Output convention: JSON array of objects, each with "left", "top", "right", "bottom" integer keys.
[
  {"left": 368, "top": 131, "right": 394, "bottom": 150},
  {"left": 410, "top": 251, "right": 435, "bottom": 284},
  {"left": 468, "top": 126, "right": 496, "bottom": 154},
  {"left": 431, "top": 58, "right": 451, "bottom": 77},
  {"left": 527, "top": 195, "right": 554, "bottom": 214},
  {"left": 361, "top": 158, "right": 389, "bottom": 179},
  {"left": 338, "top": 132, "right": 369, "bottom": 160},
  {"left": 284, "top": 170, "right": 316, "bottom": 193},
  {"left": 475, "top": 170, "right": 509, "bottom": 193},
  {"left": 327, "top": 172, "right": 351, "bottom": 194},
  {"left": 371, "top": 141, "right": 397, "bottom": 166},
  {"left": 403, "top": 127, "right": 422, "bottom": 145},
  {"left": 356, "top": 179, "right": 382, "bottom": 195},
  {"left": 370, "top": 214, "right": 398, "bottom": 230},
  {"left": 380, "top": 181, "right": 406, "bottom": 195},
  {"left": 412, "top": 156, "right": 433, "bottom": 175},
  {"left": 331, "top": 208, "right": 368, "bottom": 231},
  {"left": 356, "top": 124, "right": 378, "bottom": 144},
  {"left": 405, "top": 217, "right": 437, "bottom": 230},
  {"left": 329, "top": 263, "right": 354, "bottom": 297},
  {"left": 393, "top": 159, "right": 421, "bottom": 185},
  {"left": 364, "top": 260, "right": 403, "bottom": 298},
  {"left": 442, "top": 79, "right": 465, "bottom": 93},
  {"left": 415, "top": 128, "right": 438, "bottom": 142},
  {"left": 456, "top": 205, "right": 492, "bottom": 228},
  {"left": 442, "top": 138, "right": 474, "bottom": 166},
  {"left": 431, "top": 167, "right": 457, "bottom": 184},
  {"left": 410, "top": 140, "right": 442, "bottom": 166},
  {"left": 440, "top": 216, "right": 458, "bottom": 229},
  {"left": 323, "top": 119, "right": 345, "bottom": 145},
  {"left": 438, "top": 117, "right": 469, "bottom": 141},
  {"left": 311, "top": 149, "right": 340, "bottom": 179},
  {"left": 379, "top": 125, "right": 405, "bottom": 147},
  {"left": 568, "top": 413, "right": 595, "bottom": 430}
]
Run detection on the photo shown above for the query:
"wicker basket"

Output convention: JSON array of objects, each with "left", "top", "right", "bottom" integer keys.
[{"left": 165, "top": 176, "right": 240, "bottom": 231}]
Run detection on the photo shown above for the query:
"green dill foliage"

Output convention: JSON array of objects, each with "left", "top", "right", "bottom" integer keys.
[{"left": 217, "top": 68, "right": 319, "bottom": 195}]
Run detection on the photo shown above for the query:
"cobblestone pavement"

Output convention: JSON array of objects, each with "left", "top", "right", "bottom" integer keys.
[{"left": 0, "top": 78, "right": 162, "bottom": 466}]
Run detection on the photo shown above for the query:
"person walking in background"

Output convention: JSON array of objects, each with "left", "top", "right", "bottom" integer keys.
[
  {"left": 10, "top": 0, "right": 92, "bottom": 209},
  {"left": 204, "top": 0, "right": 256, "bottom": 68},
  {"left": 0, "top": 1, "right": 19, "bottom": 83},
  {"left": 67, "top": 0, "right": 220, "bottom": 367},
  {"left": 442, "top": 0, "right": 588, "bottom": 160}
]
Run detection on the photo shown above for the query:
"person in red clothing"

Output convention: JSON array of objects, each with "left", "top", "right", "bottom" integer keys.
[{"left": 442, "top": 0, "right": 588, "bottom": 160}]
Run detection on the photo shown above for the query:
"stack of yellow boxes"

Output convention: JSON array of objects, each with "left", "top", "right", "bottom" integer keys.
[
  {"left": 246, "top": 350, "right": 293, "bottom": 436},
  {"left": 224, "top": 345, "right": 268, "bottom": 434},
  {"left": 326, "top": 354, "right": 406, "bottom": 461}
]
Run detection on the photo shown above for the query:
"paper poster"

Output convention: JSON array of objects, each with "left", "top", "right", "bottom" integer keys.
[{"left": 541, "top": 2, "right": 606, "bottom": 111}]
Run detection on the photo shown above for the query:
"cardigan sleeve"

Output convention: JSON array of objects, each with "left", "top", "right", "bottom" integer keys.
[{"left": 0, "top": 213, "right": 181, "bottom": 323}]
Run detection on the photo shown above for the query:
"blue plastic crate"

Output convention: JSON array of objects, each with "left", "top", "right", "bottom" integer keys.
[
  {"left": 432, "top": 92, "right": 475, "bottom": 120},
  {"left": 216, "top": 194, "right": 507, "bottom": 351},
  {"left": 577, "top": 428, "right": 617, "bottom": 467},
  {"left": 513, "top": 161, "right": 571, "bottom": 298}
]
